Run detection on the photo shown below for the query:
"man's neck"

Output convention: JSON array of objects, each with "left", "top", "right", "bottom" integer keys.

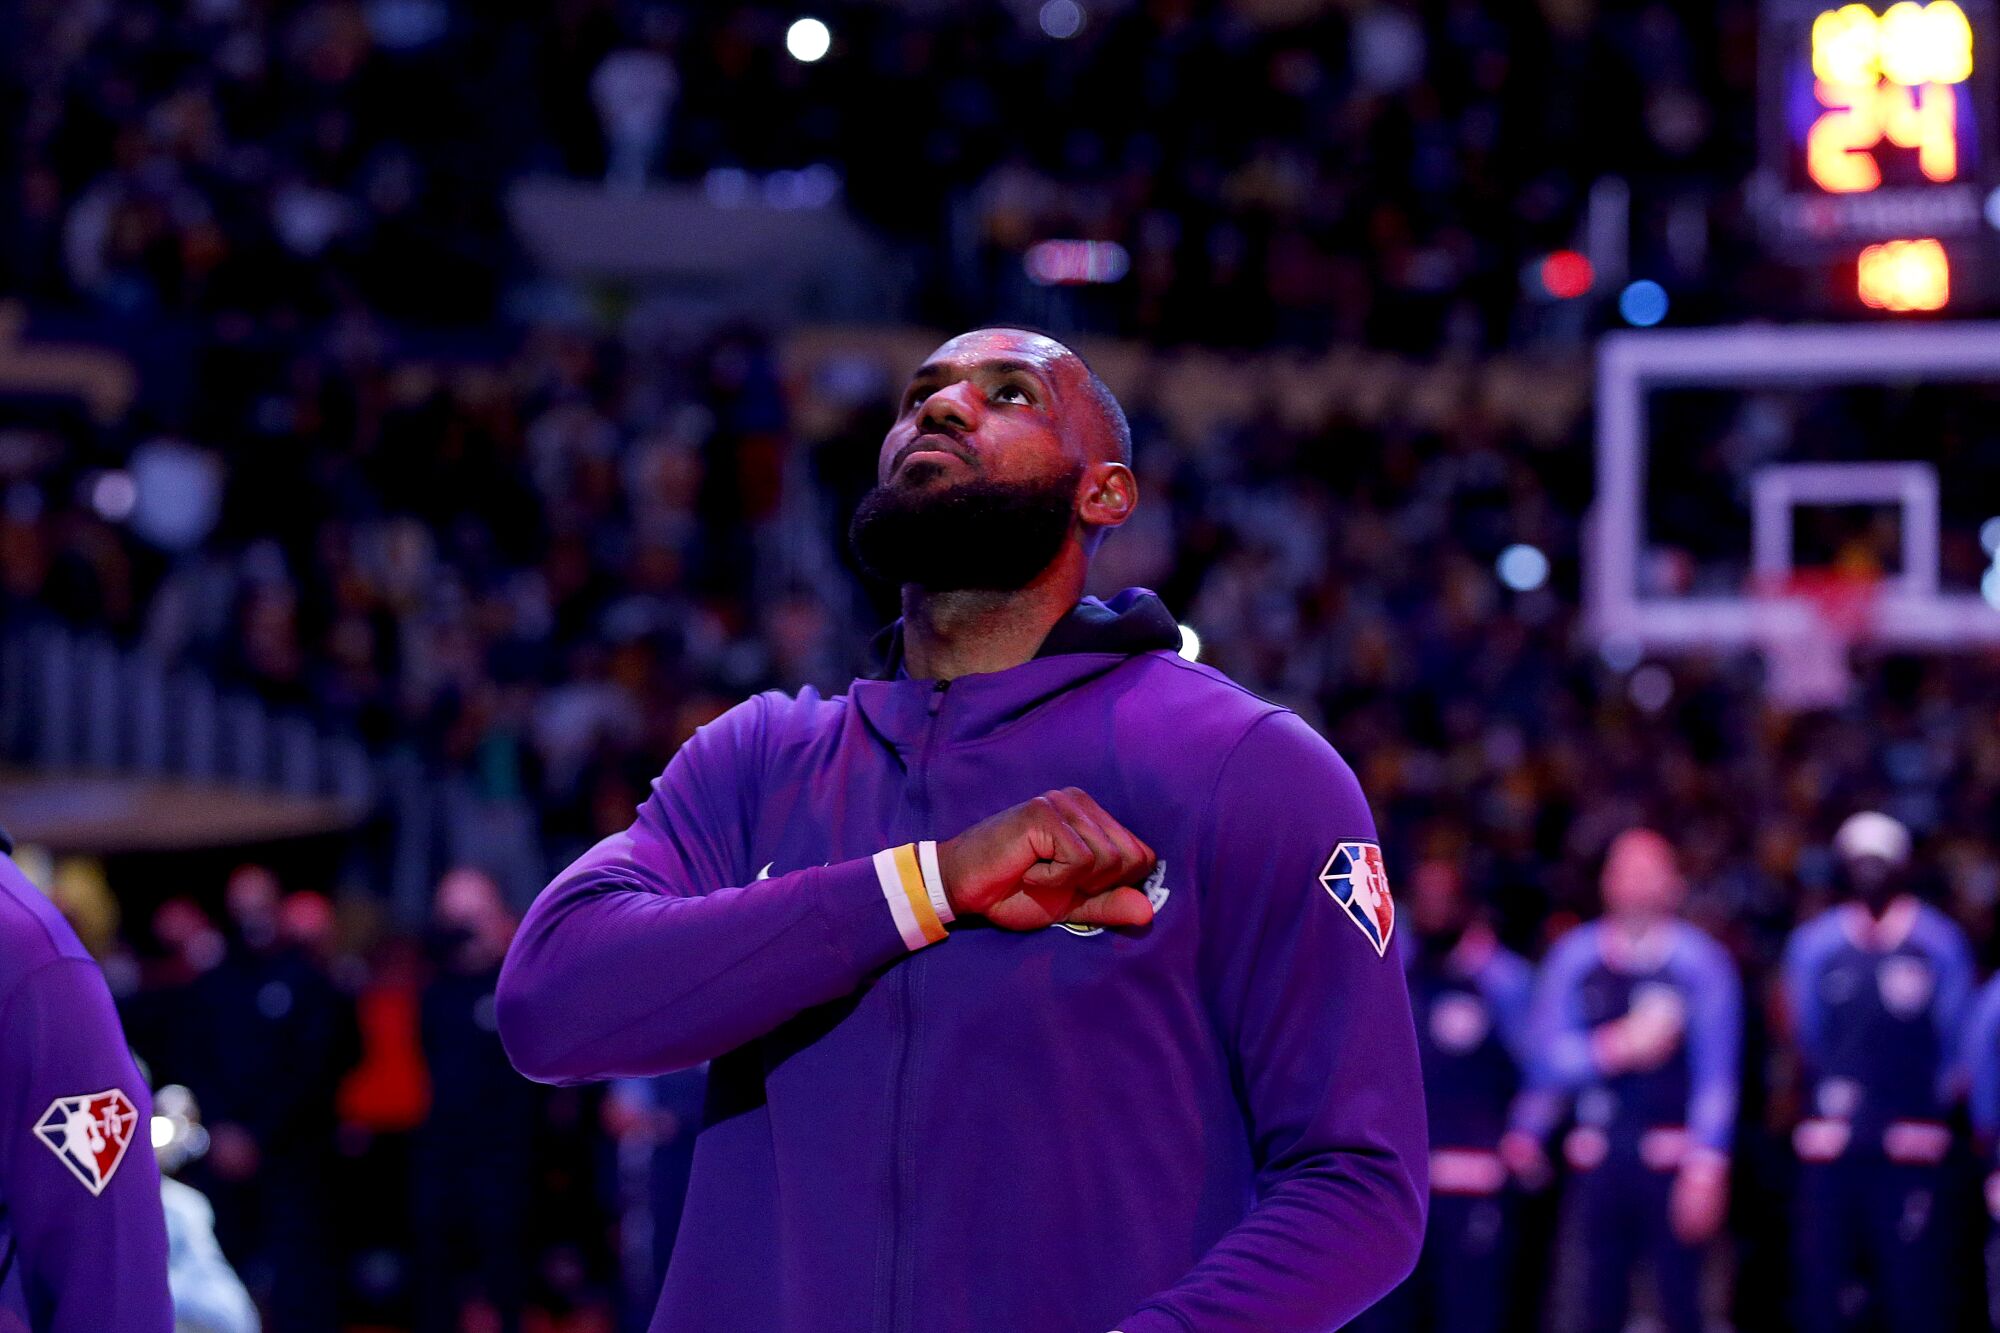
[
  {"left": 1608, "top": 912, "right": 1667, "bottom": 942},
  {"left": 1603, "top": 913, "right": 1676, "bottom": 970},
  {"left": 900, "top": 552, "right": 1084, "bottom": 682}
]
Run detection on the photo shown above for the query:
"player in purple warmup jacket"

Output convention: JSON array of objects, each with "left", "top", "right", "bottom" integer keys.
[
  {"left": 1781, "top": 811, "right": 1973, "bottom": 1333},
  {"left": 1527, "top": 829, "right": 1741, "bottom": 1333},
  {"left": 0, "top": 829, "right": 174, "bottom": 1333},
  {"left": 498, "top": 327, "right": 1428, "bottom": 1333}
]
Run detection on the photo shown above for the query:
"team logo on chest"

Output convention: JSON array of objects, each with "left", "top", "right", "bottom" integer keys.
[
  {"left": 35, "top": 1088, "right": 139, "bottom": 1196},
  {"left": 1319, "top": 841, "right": 1396, "bottom": 957},
  {"left": 1877, "top": 955, "right": 1934, "bottom": 1018}
]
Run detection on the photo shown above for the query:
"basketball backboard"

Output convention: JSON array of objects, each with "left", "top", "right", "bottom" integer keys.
[{"left": 1590, "top": 323, "right": 2000, "bottom": 667}]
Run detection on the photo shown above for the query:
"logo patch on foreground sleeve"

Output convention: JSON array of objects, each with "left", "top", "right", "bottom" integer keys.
[
  {"left": 1318, "top": 842, "right": 1395, "bottom": 957},
  {"left": 35, "top": 1088, "right": 138, "bottom": 1196}
]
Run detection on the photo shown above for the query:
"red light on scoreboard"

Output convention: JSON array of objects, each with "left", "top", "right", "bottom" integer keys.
[
  {"left": 1807, "top": 2, "right": 1974, "bottom": 192},
  {"left": 1857, "top": 236, "right": 1952, "bottom": 307}
]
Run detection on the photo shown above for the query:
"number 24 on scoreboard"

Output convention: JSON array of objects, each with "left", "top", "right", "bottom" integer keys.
[{"left": 1806, "top": 1, "right": 1975, "bottom": 192}]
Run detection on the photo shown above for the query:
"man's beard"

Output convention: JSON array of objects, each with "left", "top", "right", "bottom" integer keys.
[{"left": 848, "top": 462, "right": 1083, "bottom": 592}]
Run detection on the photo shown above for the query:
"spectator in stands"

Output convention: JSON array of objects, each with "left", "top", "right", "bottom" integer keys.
[
  {"left": 414, "top": 867, "right": 536, "bottom": 1333},
  {"left": 182, "top": 865, "right": 359, "bottom": 1333}
]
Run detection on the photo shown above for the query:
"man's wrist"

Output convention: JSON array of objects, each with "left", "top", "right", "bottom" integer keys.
[
  {"left": 917, "top": 839, "right": 954, "bottom": 925},
  {"left": 1681, "top": 1146, "right": 1730, "bottom": 1177},
  {"left": 1588, "top": 1023, "right": 1627, "bottom": 1074},
  {"left": 873, "top": 843, "right": 950, "bottom": 951}
]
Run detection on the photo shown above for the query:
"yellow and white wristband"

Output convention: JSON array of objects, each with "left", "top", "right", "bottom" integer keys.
[{"left": 873, "top": 840, "right": 954, "bottom": 951}]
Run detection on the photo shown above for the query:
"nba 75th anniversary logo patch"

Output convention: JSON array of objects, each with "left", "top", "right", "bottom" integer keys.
[
  {"left": 35, "top": 1087, "right": 139, "bottom": 1196},
  {"left": 1318, "top": 841, "right": 1395, "bottom": 957}
]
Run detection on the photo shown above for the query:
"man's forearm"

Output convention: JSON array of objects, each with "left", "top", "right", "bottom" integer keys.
[{"left": 497, "top": 840, "right": 924, "bottom": 1083}]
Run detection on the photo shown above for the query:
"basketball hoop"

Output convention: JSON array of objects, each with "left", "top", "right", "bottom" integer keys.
[{"left": 1750, "top": 569, "right": 1880, "bottom": 710}]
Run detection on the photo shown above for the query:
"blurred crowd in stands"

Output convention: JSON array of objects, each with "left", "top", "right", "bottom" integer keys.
[
  {"left": 7, "top": 0, "right": 2000, "bottom": 1330},
  {"left": 5, "top": 0, "right": 1767, "bottom": 345}
]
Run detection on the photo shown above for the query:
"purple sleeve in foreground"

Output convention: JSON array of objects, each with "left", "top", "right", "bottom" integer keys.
[
  {"left": 2, "top": 957, "right": 173, "bottom": 1333},
  {"left": 497, "top": 696, "right": 908, "bottom": 1083},
  {"left": 1119, "top": 711, "right": 1428, "bottom": 1333}
]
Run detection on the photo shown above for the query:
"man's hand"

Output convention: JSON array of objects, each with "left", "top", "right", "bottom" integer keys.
[
  {"left": 937, "top": 788, "right": 1157, "bottom": 932},
  {"left": 1590, "top": 992, "right": 1686, "bottom": 1075},
  {"left": 1499, "top": 1129, "right": 1553, "bottom": 1192},
  {"left": 1669, "top": 1154, "right": 1729, "bottom": 1244}
]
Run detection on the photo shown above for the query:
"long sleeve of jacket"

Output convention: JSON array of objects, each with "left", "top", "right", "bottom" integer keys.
[
  {"left": 1483, "top": 950, "right": 1562, "bottom": 1140},
  {"left": 1677, "top": 932, "right": 1743, "bottom": 1155},
  {"left": 1526, "top": 927, "right": 1606, "bottom": 1092},
  {"left": 1, "top": 957, "right": 173, "bottom": 1333},
  {"left": 1920, "top": 914, "right": 1976, "bottom": 1101},
  {"left": 497, "top": 695, "right": 912, "bottom": 1083},
  {"left": 1117, "top": 711, "right": 1427, "bottom": 1333},
  {"left": 1966, "top": 976, "right": 2000, "bottom": 1150}
]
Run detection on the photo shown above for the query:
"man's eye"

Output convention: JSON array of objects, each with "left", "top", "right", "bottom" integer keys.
[{"left": 994, "top": 383, "right": 1030, "bottom": 403}]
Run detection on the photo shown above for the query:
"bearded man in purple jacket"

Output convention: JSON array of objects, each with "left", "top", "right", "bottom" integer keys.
[{"left": 498, "top": 327, "right": 1428, "bottom": 1333}]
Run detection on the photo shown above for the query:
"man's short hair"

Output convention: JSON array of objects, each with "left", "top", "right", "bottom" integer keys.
[{"left": 971, "top": 325, "right": 1132, "bottom": 468}]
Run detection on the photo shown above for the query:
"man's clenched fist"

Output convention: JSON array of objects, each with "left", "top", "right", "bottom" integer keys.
[{"left": 936, "top": 788, "right": 1157, "bottom": 932}]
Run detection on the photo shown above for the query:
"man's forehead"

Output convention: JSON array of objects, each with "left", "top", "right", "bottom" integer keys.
[{"left": 911, "top": 329, "right": 1078, "bottom": 379}]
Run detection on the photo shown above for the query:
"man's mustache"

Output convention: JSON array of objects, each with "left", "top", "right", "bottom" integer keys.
[{"left": 890, "top": 432, "right": 975, "bottom": 474}]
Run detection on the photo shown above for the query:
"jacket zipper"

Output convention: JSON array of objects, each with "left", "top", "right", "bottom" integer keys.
[{"left": 887, "top": 678, "right": 950, "bottom": 1333}]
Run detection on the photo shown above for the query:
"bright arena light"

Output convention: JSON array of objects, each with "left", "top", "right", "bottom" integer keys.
[
  {"left": 786, "top": 18, "right": 831, "bottom": 63},
  {"left": 1982, "top": 562, "right": 2000, "bottom": 610},
  {"left": 1980, "top": 515, "right": 2000, "bottom": 555},
  {"left": 1496, "top": 543, "right": 1550, "bottom": 592},
  {"left": 1177, "top": 623, "right": 1202, "bottom": 661},
  {"left": 1618, "top": 280, "right": 1670, "bottom": 327},
  {"left": 1039, "top": 0, "right": 1085, "bottom": 38},
  {"left": 90, "top": 470, "right": 137, "bottom": 522},
  {"left": 150, "top": 1116, "right": 173, "bottom": 1150}
]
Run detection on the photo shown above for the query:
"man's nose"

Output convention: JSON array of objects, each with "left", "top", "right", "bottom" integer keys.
[{"left": 918, "top": 382, "right": 979, "bottom": 436}]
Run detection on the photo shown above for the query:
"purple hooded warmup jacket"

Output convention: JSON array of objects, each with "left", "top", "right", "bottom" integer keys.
[
  {"left": 0, "top": 850, "right": 173, "bottom": 1333},
  {"left": 499, "top": 590, "right": 1427, "bottom": 1333}
]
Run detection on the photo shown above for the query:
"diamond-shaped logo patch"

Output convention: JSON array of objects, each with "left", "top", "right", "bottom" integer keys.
[
  {"left": 1318, "top": 841, "right": 1395, "bottom": 957},
  {"left": 35, "top": 1088, "right": 138, "bottom": 1196}
]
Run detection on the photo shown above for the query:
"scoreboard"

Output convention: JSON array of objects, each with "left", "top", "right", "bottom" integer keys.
[{"left": 1759, "top": 0, "right": 1999, "bottom": 311}]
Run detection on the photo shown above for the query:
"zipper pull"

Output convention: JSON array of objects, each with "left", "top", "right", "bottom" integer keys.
[{"left": 928, "top": 679, "right": 949, "bottom": 713}]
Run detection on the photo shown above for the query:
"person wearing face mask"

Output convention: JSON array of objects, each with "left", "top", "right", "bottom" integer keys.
[
  {"left": 1781, "top": 811, "right": 1974, "bottom": 1333},
  {"left": 413, "top": 868, "right": 536, "bottom": 1333},
  {"left": 181, "top": 865, "right": 357, "bottom": 1333},
  {"left": 1964, "top": 934, "right": 2000, "bottom": 1330},
  {"left": 1526, "top": 829, "right": 1742, "bottom": 1333},
  {"left": 1352, "top": 858, "right": 1552, "bottom": 1333}
]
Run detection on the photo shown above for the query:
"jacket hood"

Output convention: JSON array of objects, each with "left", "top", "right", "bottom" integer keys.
[{"left": 863, "top": 587, "right": 1181, "bottom": 682}]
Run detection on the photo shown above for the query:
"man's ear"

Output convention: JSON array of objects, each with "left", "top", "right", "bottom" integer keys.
[{"left": 1077, "top": 461, "right": 1137, "bottom": 531}]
